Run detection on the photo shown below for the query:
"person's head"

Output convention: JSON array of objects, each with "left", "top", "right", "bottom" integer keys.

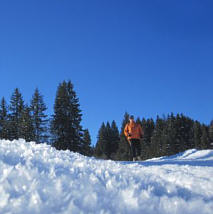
[{"left": 129, "top": 115, "right": 134, "bottom": 122}]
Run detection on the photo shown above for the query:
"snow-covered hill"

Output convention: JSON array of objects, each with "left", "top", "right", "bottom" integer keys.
[{"left": 0, "top": 139, "right": 213, "bottom": 214}]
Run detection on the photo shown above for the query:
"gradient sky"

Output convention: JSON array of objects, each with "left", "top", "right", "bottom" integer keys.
[{"left": 0, "top": 0, "right": 213, "bottom": 145}]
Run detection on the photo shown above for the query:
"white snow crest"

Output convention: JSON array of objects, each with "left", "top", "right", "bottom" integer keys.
[{"left": 0, "top": 139, "right": 213, "bottom": 214}]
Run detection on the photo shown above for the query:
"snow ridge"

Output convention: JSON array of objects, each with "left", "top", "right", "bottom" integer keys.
[{"left": 0, "top": 139, "right": 213, "bottom": 214}]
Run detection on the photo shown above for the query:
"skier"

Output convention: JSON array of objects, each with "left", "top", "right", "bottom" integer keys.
[{"left": 124, "top": 115, "right": 144, "bottom": 161}]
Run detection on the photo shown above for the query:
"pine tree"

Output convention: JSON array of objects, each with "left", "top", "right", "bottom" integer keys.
[
  {"left": 165, "top": 113, "right": 177, "bottom": 155},
  {"left": 178, "top": 114, "right": 194, "bottom": 151},
  {"left": 102, "top": 122, "right": 112, "bottom": 159},
  {"left": 51, "top": 80, "right": 83, "bottom": 152},
  {"left": 200, "top": 125, "right": 209, "bottom": 149},
  {"left": 116, "top": 112, "right": 131, "bottom": 161},
  {"left": 8, "top": 88, "right": 25, "bottom": 140},
  {"left": 174, "top": 114, "right": 183, "bottom": 152},
  {"left": 30, "top": 88, "right": 48, "bottom": 143},
  {"left": 0, "top": 97, "right": 9, "bottom": 139},
  {"left": 94, "top": 123, "right": 106, "bottom": 158},
  {"left": 81, "top": 129, "right": 93, "bottom": 156},
  {"left": 141, "top": 118, "right": 155, "bottom": 159},
  {"left": 19, "top": 106, "right": 35, "bottom": 142},
  {"left": 150, "top": 116, "right": 165, "bottom": 158},
  {"left": 94, "top": 121, "right": 120, "bottom": 160},
  {"left": 110, "top": 120, "right": 120, "bottom": 159},
  {"left": 209, "top": 120, "right": 213, "bottom": 147},
  {"left": 141, "top": 118, "right": 154, "bottom": 146},
  {"left": 193, "top": 121, "right": 202, "bottom": 149}
]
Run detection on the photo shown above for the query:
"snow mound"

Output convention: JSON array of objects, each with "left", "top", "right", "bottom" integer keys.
[
  {"left": 146, "top": 149, "right": 213, "bottom": 166},
  {"left": 160, "top": 149, "right": 213, "bottom": 160},
  {"left": 180, "top": 149, "right": 213, "bottom": 160},
  {"left": 0, "top": 139, "right": 213, "bottom": 214}
]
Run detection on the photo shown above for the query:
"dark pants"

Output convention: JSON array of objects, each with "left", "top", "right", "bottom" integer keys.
[{"left": 129, "top": 139, "right": 141, "bottom": 158}]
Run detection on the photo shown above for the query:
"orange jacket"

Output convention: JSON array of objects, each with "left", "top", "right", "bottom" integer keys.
[{"left": 124, "top": 121, "right": 144, "bottom": 140}]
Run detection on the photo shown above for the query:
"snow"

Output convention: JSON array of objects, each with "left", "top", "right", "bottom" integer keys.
[{"left": 0, "top": 139, "right": 213, "bottom": 214}]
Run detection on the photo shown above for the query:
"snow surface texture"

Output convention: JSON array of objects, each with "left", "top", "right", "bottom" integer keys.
[{"left": 0, "top": 139, "right": 213, "bottom": 214}]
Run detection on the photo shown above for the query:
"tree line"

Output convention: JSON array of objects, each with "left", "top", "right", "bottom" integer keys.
[
  {"left": 0, "top": 80, "right": 92, "bottom": 157},
  {"left": 94, "top": 113, "right": 213, "bottom": 161},
  {"left": 0, "top": 80, "right": 213, "bottom": 160}
]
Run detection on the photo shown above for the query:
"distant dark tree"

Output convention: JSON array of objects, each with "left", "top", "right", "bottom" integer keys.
[
  {"left": 193, "top": 121, "right": 202, "bottom": 149},
  {"left": 51, "top": 80, "right": 83, "bottom": 152},
  {"left": 178, "top": 114, "right": 194, "bottom": 151},
  {"left": 102, "top": 122, "right": 112, "bottom": 159},
  {"left": 116, "top": 112, "right": 131, "bottom": 161},
  {"left": 109, "top": 120, "right": 120, "bottom": 160},
  {"left": 8, "top": 88, "right": 25, "bottom": 140},
  {"left": 161, "top": 113, "right": 195, "bottom": 155},
  {"left": 94, "top": 123, "right": 106, "bottom": 158},
  {"left": 150, "top": 116, "right": 165, "bottom": 158},
  {"left": 81, "top": 129, "right": 93, "bottom": 156},
  {"left": 141, "top": 118, "right": 154, "bottom": 146},
  {"left": 19, "top": 106, "right": 35, "bottom": 142},
  {"left": 173, "top": 114, "right": 182, "bottom": 152},
  {"left": 165, "top": 113, "right": 177, "bottom": 155},
  {"left": 141, "top": 118, "right": 155, "bottom": 159},
  {"left": 30, "top": 88, "right": 48, "bottom": 143},
  {"left": 0, "top": 97, "right": 9, "bottom": 139},
  {"left": 200, "top": 125, "right": 209, "bottom": 149},
  {"left": 209, "top": 120, "right": 213, "bottom": 147},
  {"left": 94, "top": 120, "right": 120, "bottom": 160}
]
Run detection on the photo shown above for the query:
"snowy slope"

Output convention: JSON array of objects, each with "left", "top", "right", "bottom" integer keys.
[
  {"left": 143, "top": 149, "right": 213, "bottom": 166},
  {"left": 0, "top": 139, "right": 213, "bottom": 214}
]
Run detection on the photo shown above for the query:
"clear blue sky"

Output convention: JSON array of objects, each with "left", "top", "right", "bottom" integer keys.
[{"left": 0, "top": 0, "right": 213, "bottom": 145}]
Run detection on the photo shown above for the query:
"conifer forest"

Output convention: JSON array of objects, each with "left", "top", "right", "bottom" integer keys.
[{"left": 0, "top": 80, "right": 212, "bottom": 161}]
